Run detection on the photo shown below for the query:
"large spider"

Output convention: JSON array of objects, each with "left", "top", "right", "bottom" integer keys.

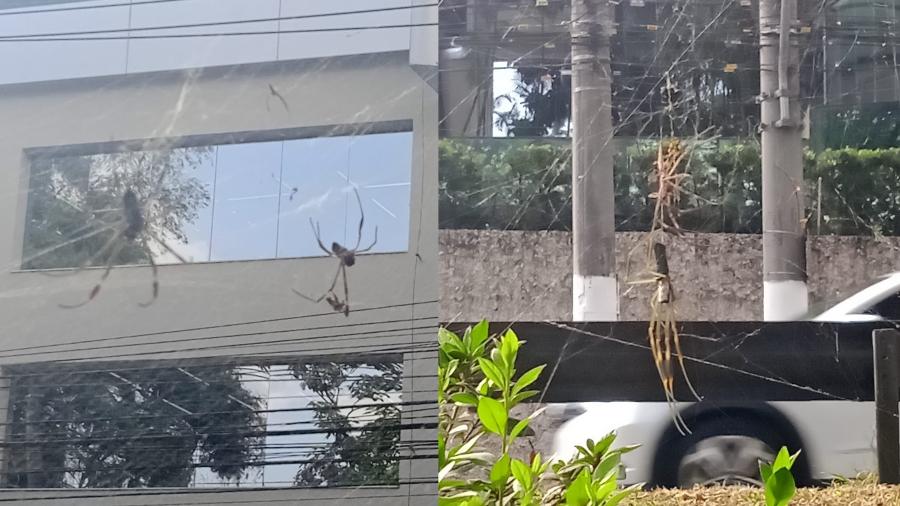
[
  {"left": 57, "top": 183, "right": 188, "bottom": 309},
  {"left": 293, "top": 187, "right": 377, "bottom": 317}
]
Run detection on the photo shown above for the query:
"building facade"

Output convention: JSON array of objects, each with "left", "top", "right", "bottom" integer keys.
[{"left": 0, "top": 1, "right": 437, "bottom": 504}]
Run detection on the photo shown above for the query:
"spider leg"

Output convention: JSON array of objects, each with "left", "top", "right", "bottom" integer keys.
[
  {"left": 292, "top": 261, "right": 342, "bottom": 303},
  {"left": 138, "top": 238, "right": 159, "bottom": 307},
  {"left": 356, "top": 226, "right": 378, "bottom": 254},
  {"left": 352, "top": 186, "right": 366, "bottom": 250},
  {"left": 308, "top": 218, "right": 332, "bottom": 256},
  {"left": 340, "top": 263, "right": 350, "bottom": 316},
  {"left": 146, "top": 229, "right": 190, "bottom": 264},
  {"left": 58, "top": 239, "right": 127, "bottom": 309}
]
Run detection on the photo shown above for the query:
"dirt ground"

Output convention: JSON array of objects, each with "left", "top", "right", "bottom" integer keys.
[{"left": 625, "top": 481, "right": 900, "bottom": 505}]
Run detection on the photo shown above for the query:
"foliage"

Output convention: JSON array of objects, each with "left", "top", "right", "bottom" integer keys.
[
  {"left": 439, "top": 138, "right": 900, "bottom": 237},
  {"left": 5, "top": 364, "right": 264, "bottom": 488},
  {"left": 808, "top": 148, "right": 900, "bottom": 237},
  {"left": 495, "top": 69, "right": 570, "bottom": 138},
  {"left": 23, "top": 147, "right": 211, "bottom": 269},
  {"left": 759, "top": 446, "right": 801, "bottom": 506},
  {"left": 438, "top": 321, "right": 641, "bottom": 505},
  {"left": 290, "top": 359, "right": 402, "bottom": 487}
]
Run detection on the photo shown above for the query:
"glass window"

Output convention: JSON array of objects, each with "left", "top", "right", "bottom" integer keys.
[
  {"left": 22, "top": 129, "right": 413, "bottom": 270},
  {"left": 3, "top": 357, "right": 402, "bottom": 489},
  {"left": 209, "top": 142, "right": 281, "bottom": 262}
]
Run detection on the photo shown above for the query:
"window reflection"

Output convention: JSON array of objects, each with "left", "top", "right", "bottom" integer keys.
[
  {"left": 22, "top": 130, "right": 413, "bottom": 270},
  {"left": 210, "top": 142, "right": 281, "bottom": 262},
  {"left": 4, "top": 357, "right": 402, "bottom": 489}
]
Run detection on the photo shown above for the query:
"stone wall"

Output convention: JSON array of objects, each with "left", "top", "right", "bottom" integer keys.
[{"left": 440, "top": 230, "right": 900, "bottom": 322}]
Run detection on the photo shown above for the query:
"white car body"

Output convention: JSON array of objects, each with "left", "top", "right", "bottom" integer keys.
[{"left": 549, "top": 273, "right": 900, "bottom": 486}]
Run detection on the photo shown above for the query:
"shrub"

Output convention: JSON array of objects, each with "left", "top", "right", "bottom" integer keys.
[{"left": 438, "top": 321, "right": 641, "bottom": 505}]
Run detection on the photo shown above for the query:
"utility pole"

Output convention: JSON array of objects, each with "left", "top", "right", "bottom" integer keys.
[
  {"left": 571, "top": 0, "right": 617, "bottom": 321},
  {"left": 760, "top": 0, "right": 808, "bottom": 320}
]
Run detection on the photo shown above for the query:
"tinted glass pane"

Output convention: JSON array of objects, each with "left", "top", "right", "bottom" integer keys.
[
  {"left": 277, "top": 136, "right": 352, "bottom": 258},
  {"left": 347, "top": 131, "right": 413, "bottom": 254},
  {"left": 5, "top": 359, "right": 401, "bottom": 488},
  {"left": 209, "top": 142, "right": 281, "bottom": 262},
  {"left": 22, "top": 146, "right": 215, "bottom": 270}
]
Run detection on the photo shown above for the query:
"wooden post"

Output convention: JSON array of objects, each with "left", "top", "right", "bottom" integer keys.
[{"left": 873, "top": 328, "right": 900, "bottom": 484}]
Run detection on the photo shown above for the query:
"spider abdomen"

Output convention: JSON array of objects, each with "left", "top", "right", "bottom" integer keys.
[{"left": 122, "top": 190, "right": 145, "bottom": 241}]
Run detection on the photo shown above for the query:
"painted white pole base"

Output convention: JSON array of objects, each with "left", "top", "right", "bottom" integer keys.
[
  {"left": 763, "top": 280, "right": 809, "bottom": 321},
  {"left": 573, "top": 275, "right": 618, "bottom": 322}
]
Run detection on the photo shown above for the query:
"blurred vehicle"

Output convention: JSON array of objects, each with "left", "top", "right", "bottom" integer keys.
[{"left": 549, "top": 272, "right": 900, "bottom": 488}]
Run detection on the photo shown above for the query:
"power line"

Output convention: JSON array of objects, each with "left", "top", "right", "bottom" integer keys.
[
  {"left": 0, "top": 23, "right": 440, "bottom": 43},
  {"left": 0, "top": 3, "right": 439, "bottom": 40},
  {"left": 0, "top": 299, "right": 437, "bottom": 357},
  {"left": 0, "top": 0, "right": 186, "bottom": 16},
  {"left": 0, "top": 326, "right": 437, "bottom": 367},
  {"left": 0, "top": 484, "right": 437, "bottom": 503},
  {"left": 0, "top": 22, "right": 440, "bottom": 42},
  {"left": 0, "top": 315, "right": 436, "bottom": 361}
]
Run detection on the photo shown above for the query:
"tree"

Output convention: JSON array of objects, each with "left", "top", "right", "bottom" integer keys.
[
  {"left": 290, "top": 358, "right": 402, "bottom": 487},
  {"left": 23, "top": 147, "right": 212, "bottom": 270},
  {"left": 5, "top": 364, "right": 264, "bottom": 488}
]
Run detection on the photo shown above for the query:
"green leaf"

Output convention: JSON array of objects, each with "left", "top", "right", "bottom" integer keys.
[
  {"left": 510, "top": 389, "right": 541, "bottom": 405},
  {"left": 564, "top": 469, "right": 592, "bottom": 506},
  {"left": 510, "top": 458, "right": 532, "bottom": 491},
  {"left": 478, "top": 358, "right": 506, "bottom": 390},
  {"left": 766, "top": 467, "right": 797, "bottom": 506},
  {"left": 592, "top": 452, "right": 621, "bottom": 484},
  {"left": 490, "top": 454, "right": 511, "bottom": 487},
  {"left": 605, "top": 483, "right": 643, "bottom": 506},
  {"left": 788, "top": 449, "right": 802, "bottom": 469},
  {"left": 498, "top": 329, "right": 520, "bottom": 370},
  {"left": 592, "top": 432, "right": 618, "bottom": 459},
  {"left": 512, "top": 365, "right": 545, "bottom": 395},
  {"left": 759, "top": 461, "right": 773, "bottom": 484},
  {"left": 592, "top": 478, "right": 617, "bottom": 500},
  {"left": 469, "top": 320, "right": 490, "bottom": 352},
  {"left": 772, "top": 446, "right": 792, "bottom": 471},
  {"left": 438, "top": 461, "right": 456, "bottom": 483},
  {"left": 509, "top": 417, "right": 532, "bottom": 441},
  {"left": 450, "top": 392, "right": 479, "bottom": 407},
  {"left": 477, "top": 397, "right": 508, "bottom": 435}
]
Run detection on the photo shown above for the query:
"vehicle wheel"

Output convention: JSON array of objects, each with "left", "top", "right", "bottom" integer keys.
[{"left": 653, "top": 416, "right": 793, "bottom": 488}]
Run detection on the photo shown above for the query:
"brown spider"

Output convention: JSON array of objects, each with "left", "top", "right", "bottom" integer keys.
[
  {"left": 58, "top": 185, "right": 188, "bottom": 309},
  {"left": 649, "top": 138, "right": 689, "bottom": 234},
  {"left": 293, "top": 187, "right": 377, "bottom": 317}
]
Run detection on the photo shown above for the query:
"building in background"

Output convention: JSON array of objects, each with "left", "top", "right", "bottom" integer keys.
[{"left": 0, "top": 1, "right": 436, "bottom": 504}]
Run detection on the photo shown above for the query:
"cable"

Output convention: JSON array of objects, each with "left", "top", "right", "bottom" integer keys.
[
  {"left": 0, "top": 327, "right": 437, "bottom": 368},
  {"left": 0, "top": 315, "right": 436, "bottom": 360},
  {"left": 0, "top": 485, "right": 437, "bottom": 503},
  {"left": 0, "top": 4, "right": 439, "bottom": 40},
  {"left": 0, "top": 299, "right": 437, "bottom": 357},
  {"left": 0, "top": 23, "right": 440, "bottom": 43},
  {"left": 0, "top": 0, "right": 186, "bottom": 17}
]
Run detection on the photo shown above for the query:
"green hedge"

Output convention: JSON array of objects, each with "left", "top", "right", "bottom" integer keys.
[{"left": 439, "top": 138, "right": 900, "bottom": 236}]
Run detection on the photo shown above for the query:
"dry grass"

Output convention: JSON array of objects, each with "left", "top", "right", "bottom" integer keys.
[{"left": 625, "top": 480, "right": 900, "bottom": 506}]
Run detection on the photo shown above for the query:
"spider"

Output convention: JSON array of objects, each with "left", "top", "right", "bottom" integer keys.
[
  {"left": 293, "top": 187, "right": 377, "bottom": 317},
  {"left": 58, "top": 182, "right": 188, "bottom": 309}
]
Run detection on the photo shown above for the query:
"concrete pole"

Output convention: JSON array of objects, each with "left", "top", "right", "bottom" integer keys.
[
  {"left": 760, "top": 0, "right": 808, "bottom": 320},
  {"left": 571, "top": 0, "right": 617, "bottom": 321}
]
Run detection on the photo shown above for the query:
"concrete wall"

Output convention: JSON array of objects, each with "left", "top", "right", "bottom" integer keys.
[
  {"left": 440, "top": 229, "right": 900, "bottom": 322},
  {"left": 0, "top": 53, "right": 437, "bottom": 504}
]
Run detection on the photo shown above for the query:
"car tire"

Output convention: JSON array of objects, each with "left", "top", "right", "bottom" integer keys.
[{"left": 652, "top": 415, "right": 803, "bottom": 488}]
